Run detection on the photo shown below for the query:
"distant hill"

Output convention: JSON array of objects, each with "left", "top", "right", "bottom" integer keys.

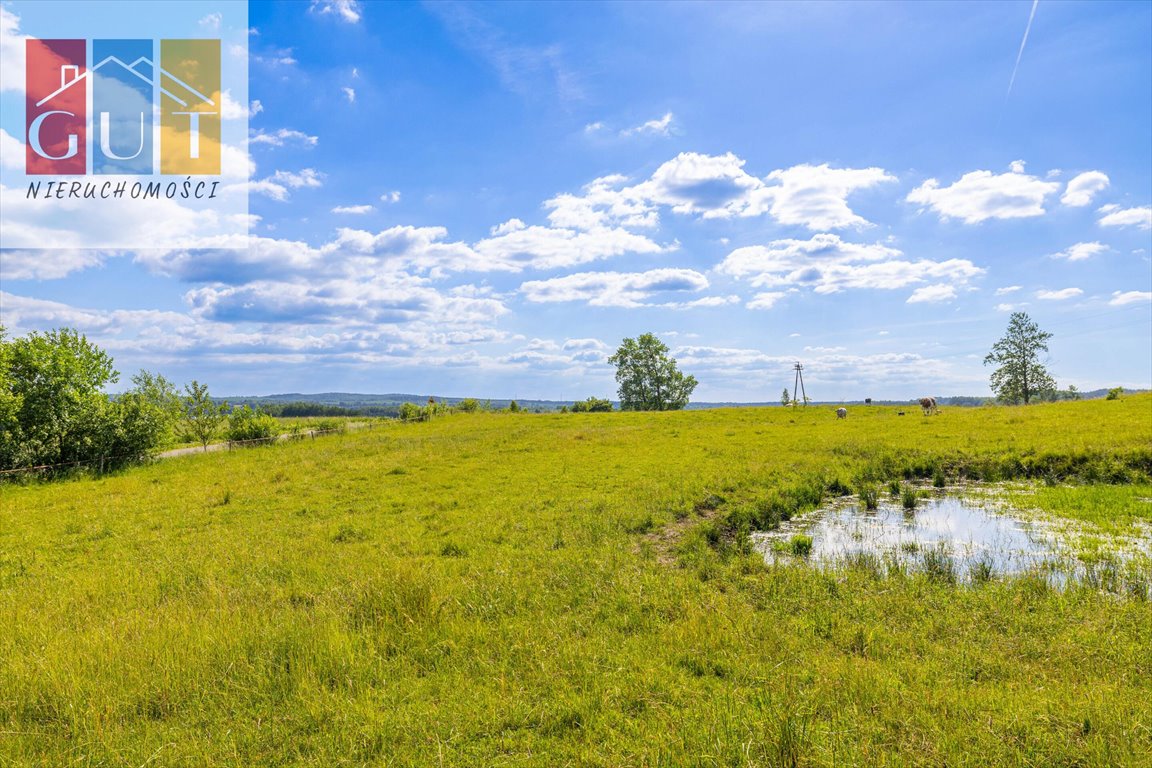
[{"left": 221, "top": 388, "right": 1148, "bottom": 416}]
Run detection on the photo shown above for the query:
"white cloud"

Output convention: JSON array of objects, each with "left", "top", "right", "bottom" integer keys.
[
  {"left": 746, "top": 292, "right": 788, "bottom": 310},
  {"left": 545, "top": 154, "right": 895, "bottom": 231},
  {"left": 907, "top": 165, "right": 1060, "bottom": 223},
  {"left": 0, "top": 128, "right": 23, "bottom": 171},
  {"left": 758, "top": 164, "right": 896, "bottom": 230},
  {"left": 1110, "top": 291, "right": 1152, "bottom": 306},
  {"left": 251, "top": 128, "right": 318, "bottom": 147},
  {"left": 584, "top": 121, "right": 605, "bottom": 134},
  {"left": 1060, "top": 171, "right": 1110, "bottom": 207},
  {"left": 472, "top": 224, "right": 668, "bottom": 272},
  {"left": 1098, "top": 205, "right": 1152, "bottom": 230},
  {"left": 490, "top": 218, "right": 526, "bottom": 236},
  {"left": 0, "top": 6, "right": 28, "bottom": 93},
  {"left": 0, "top": 250, "right": 111, "bottom": 281},
  {"left": 199, "top": 13, "right": 222, "bottom": 30},
  {"left": 620, "top": 112, "right": 674, "bottom": 137},
  {"left": 332, "top": 204, "right": 374, "bottom": 215},
  {"left": 907, "top": 284, "right": 957, "bottom": 304},
  {"left": 1009, "top": 160, "right": 1026, "bottom": 174},
  {"left": 1049, "top": 241, "right": 1108, "bottom": 261},
  {"left": 1036, "top": 287, "right": 1083, "bottom": 301},
  {"left": 716, "top": 233, "right": 984, "bottom": 296},
  {"left": 249, "top": 99, "right": 264, "bottom": 116},
  {"left": 519, "top": 269, "right": 709, "bottom": 308},
  {"left": 311, "top": 0, "right": 362, "bottom": 23},
  {"left": 269, "top": 168, "right": 325, "bottom": 189},
  {"left": 995, "top": 285, "right": 1021, "bottom": 295},
  {"left": 995, "top": 303, "right": 1023, "bottom": 312},
  {"left": 381, "top": 190, "right": 402, "bottom": 203},
  {"left": 342, "top": 87, "right": 356, "bottom": 103}
]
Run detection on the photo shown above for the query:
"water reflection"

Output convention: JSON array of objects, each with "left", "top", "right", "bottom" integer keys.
[{"left": 751, "top": 493, "right": 1151, "bottom": 593}]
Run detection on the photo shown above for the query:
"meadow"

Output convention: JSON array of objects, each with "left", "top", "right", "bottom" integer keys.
[{"left": 2, "top": 396, "right": 1151, "bottom": 766}]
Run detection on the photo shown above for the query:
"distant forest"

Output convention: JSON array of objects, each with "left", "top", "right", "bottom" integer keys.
[{"left": 221, "top": 389, "right": 1145, "bottom": 418}]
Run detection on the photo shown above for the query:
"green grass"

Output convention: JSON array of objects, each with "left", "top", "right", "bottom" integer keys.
[{"left": 1, "top": 396, "right": 1151, "bottom": 766}]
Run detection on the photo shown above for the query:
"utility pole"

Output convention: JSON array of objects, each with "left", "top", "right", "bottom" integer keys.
[{"left": 792, "top": 362, "right": 808, "bottom": 406}]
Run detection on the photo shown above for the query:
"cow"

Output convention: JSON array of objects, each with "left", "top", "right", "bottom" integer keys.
[
  {"left": 919, "top": 396, "right": 939, "bottom": 415},
  {"left": 836, "top": 407, "right": 847, "bottom": 419}
]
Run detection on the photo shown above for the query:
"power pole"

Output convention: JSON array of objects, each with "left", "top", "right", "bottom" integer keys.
[{"left": 792, "top": 362, "right": 808, "bottom": 406}]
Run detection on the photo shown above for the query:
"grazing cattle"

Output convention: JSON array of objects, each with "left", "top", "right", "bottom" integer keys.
[
  {"left": 836, "top": 407, "right": 847, "bottom": 419},
  {"left": 919, "top": 396, "right": 939, "bottom": 415},
  {"left": 865, "top": 398, "right": 872, "bottom": 405}
]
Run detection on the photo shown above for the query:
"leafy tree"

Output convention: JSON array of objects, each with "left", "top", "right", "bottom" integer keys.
[
  {"left": 1106, "top": 386, "right": 1123, "bottom": 401},
  {"left": 3, "top": 328, "right": 117, "bottom": 467},
  {"left": 183, "top": 380, "right": 228, "bottom": 448},
  {"left": 0, "top": 328, "right": 174, "bottom": 472},
  {"left": 983, "top": 312, "right": 1057, "bottom": 405},
  {"left": 226, "top": 406, "right": 279, "bottom": 442},
  {"left": 608, "top": 333, "right": 698, "bottom": 411},
  {"left": 457, "top": 398, "right": 480, "bottom": 413},
  {"left": 781, "top": 388, "right": 791, "bottom": 407},
  {"left": 508, "top": 400, "right": 520, "bottom": 413}
]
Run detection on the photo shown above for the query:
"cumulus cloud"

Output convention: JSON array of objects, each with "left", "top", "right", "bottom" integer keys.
[
  {"left": 995, "top": 285, "right": 1021, "bottom": 295},
  {"left": 0, "top": 128, "right": 23, "bottom": 171},
  {"left": 1060, "top": 171, "right": 1109, "bottom": 207},
  {"left": 1098, "top": 205, "right": 1152, "bottom": 230},
  {"left": 1049, "top": 241, "right": 1107, "bottom": 261},
  {"left": 381, "top": 190, "right": 402, "bottom": 203},
  {"left": 519, "top": 268, "right": 710, "bottom": 308},
  {"left": 907, "top": 164, "right": 1060, "bottom": 223},
  {"left": 620, "top": 112, "right": 674, "bottom": 137},
  {"left": 342, "top": 86, "right": 356, "bottom": 103},
  {"left": 1036, "top": 287, "right": 1083, "bottom": 301},
  {"left": 716, "top": 233, "right": 984, "bottom": 298},
  {"left": 1109, "top": 291, "right": 1151, "bottom": 306},
  {"left": 543, "top": 153, "right": 895, "bottom": 231},
  {"left": 332, "top": 204, "right": 374, "bottom": 215},
  {"left": 758, "top": 163, "right": 897, "bottom": 230}
]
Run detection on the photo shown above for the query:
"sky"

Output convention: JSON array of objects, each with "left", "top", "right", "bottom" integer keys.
[{"left": 1, "top": 0, "right": 1150, "bottom": 402}]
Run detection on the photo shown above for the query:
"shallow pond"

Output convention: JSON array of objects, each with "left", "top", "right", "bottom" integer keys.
[{"left": 752, "top": 489, "right": 1152, "bottom": 593}]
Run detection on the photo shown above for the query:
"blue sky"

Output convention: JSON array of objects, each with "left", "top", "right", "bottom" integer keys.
[{"left": 1, "top": 0, "right": 1150, "bottom": 401}]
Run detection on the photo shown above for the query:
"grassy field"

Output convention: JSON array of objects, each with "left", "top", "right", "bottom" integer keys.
[{"left": 2, "top": 396, "right": 1151, "bottom": 766}]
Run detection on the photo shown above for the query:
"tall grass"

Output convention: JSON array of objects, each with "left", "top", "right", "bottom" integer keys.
[{"left": 1, "top": 396, "right": 1151, "bottom": 766}]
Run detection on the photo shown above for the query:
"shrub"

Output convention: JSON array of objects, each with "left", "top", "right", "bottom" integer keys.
[
  {"left": 1106, "top": 387, "right": 1123, "bottom": 401},
  {"left": 398, "top": 402, "right": 425, "bottom": 422},
  {"left": 570, "top": 396, "right": 613, "bottom": 413},
  {"left": 226, "top": 406, "right": 279, "bottom": 443},
  {"left": 858, "top": 485, "right": 879, "bottom": 511},
  {"left": 457, "top": 398, "right": 480, "bottom": 413}
]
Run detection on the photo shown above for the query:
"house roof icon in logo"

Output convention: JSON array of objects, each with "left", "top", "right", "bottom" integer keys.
[{"left": 35, "top": 54, "right": 217, "bottom": 110}]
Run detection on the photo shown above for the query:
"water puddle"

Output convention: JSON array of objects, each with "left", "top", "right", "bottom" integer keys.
[{"left": 751, "top": 488, "right": 1152, "bottom": 594}]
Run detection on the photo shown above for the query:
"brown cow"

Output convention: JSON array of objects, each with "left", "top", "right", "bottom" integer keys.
[{"left": 919, "top": 396, "right": 938, "bottom": 415}]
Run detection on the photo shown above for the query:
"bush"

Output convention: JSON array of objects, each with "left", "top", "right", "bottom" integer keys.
[
  {"left": 901, "top": 486, "right": 919, "bottom": 511},
  {"left": 457, "top": 398, "right": 480, "bottom": 413},
  {"left": 226, "top": 406, "right": 279, "bottom": 443},
  {"left": 858, "top": 485, "right": 879, "bottom": 511},
  {"left": 1106, "top": 387, "right": 1123, "bottom": 401},
  {"left": 398, "top": 402, "right": 425, "bottom": 422},
  {"left": 570, "top": 397, "right": 613, "bottom": 413}
]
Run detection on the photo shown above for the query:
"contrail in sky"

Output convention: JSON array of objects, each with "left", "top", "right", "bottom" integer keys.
[{"left": 1007, "top": 0, "right": 1040, "bottom": 100}]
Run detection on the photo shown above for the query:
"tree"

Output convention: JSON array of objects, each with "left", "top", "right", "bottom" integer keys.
[
  {"left": 183, "top": 380, "right": 228, "bottom": 448},
  {"left": 983, "top": 312, "right": 1057, "bottom": 405},
  {"left": 781, "top": 388, "right": 791, "bottom": 407},
  {"left": 4, "top": 327, "right": 117, "bottom": 467},
  {"left": 608, "top": 333, "right": 698, "bottom": 411}
]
